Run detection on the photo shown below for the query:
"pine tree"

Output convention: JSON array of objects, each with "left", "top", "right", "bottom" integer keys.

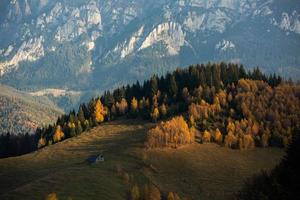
[
  {"left": 168, "top": 74, "right": 178, "bottom": 102},
  {"left": 159, "top": 103, "right": 167, "bottom": 118},
  {"left": 150, "top": 76, "right": 158, "bottom": 98},
  {"left": 78, "top": 105, "right": 85, "bottom": 123},
  {"left": 76, "top": 122, "right": 83, "bottom": 135}
]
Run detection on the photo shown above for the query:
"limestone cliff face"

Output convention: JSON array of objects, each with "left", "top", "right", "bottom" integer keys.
[
  {"left": 0, "top": 36, "right": 44, "bottom": 75},
  {"left": 139, "top": 22, "right": 185, "bottom": 56}
]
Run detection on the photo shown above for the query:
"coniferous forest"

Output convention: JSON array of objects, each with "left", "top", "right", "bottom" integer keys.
[{"left": 1, "top": 62, "right": 296, "bottom": 158}]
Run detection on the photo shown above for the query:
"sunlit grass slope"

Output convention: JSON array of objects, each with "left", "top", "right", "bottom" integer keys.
[{"left": 0, "top": 119, "right": 284, "bottom": 200}]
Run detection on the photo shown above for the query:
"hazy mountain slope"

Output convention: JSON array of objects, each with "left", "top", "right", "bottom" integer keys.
[
  {"left": 0, "top": 84, "right": 64, "bottom": 134},
  {"left": 0, "top": 0, "right": 299, "bottom": 92}
]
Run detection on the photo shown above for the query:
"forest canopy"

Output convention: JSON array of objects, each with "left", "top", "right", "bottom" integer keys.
[{"left": 1, "top": 62, "right": 297, "bottom": 157}]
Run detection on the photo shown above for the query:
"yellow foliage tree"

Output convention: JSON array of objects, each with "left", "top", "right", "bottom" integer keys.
[
  {"left": 168, "top": 192, "right": 175, "bottom": 200},
  {"left": 117, "top": 98, "right": 128, "bottom": 114},
  {"left": 94, "top": 99, "right": 107, "bottom": 123},
  {"left": 225, "top": 131, "right": 238, "bottom": 148},
  {"left": 239, "top": 134, "right": 255, "bottom": 150},
  {"left": 159, "top": 103, "right": 167, "bottom": 118},
  {"left": 144, "top": 184, "right": 161, "bottom": 200},
  {"left": 147, "top": 116, "right": 194, "bottom": 148},
  {"left": 214, "top": 128, "right": 223, "bottom": 144},
  {"left": 227, "top": 121, "right": 235, "bottom": 134},
  {"left": 202, "top": 130, "right": 211, "bottom": 143},
  {"left": 139, "top": 98, "right": 145, "bottom": 110},
  {"left": 251, "top": 122, "right": 260, "bottom": 135},
  {"left": 53, "top": 125, "right": 64, "bottom": 143},
  {"left": 151, "top": 107, "right": 160, "bottom": 122},
  {"left": 45, "top": 193, "right": 58, "bottom": 200},
  {"left": 131, "top": 184, "right": 140, "bottom": 200},
  {"left": 38, "top": 137, "right": 46, "bottom": 148},
  {"left": 131, "top": 97, "right": 138, "bottom": 112}
]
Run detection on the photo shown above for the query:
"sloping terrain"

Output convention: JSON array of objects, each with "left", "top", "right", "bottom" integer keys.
[
  {"left": 0, "top": 119, "right": 284, "bottom": 200},
  {"left": 0, "top": 84, "right": 64, "bottom": 134}
]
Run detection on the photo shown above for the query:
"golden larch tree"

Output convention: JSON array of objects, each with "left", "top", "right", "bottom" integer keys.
[
  {"left": 38, "top": 137, "right": 46, "bottom": 148},
  {"left": 131, "top": 97, "right": 138, "bottom": 112},
  {"left": 151, "top": 107, "right": 160, "bottom": 122},
  {"left": 94, "top": 99, "right": 107, "bottom": 123},
  {"left": 53, "top": 125, "right": 64, "bottom": 143}
]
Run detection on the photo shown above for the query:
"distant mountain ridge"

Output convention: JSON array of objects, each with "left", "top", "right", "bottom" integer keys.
[
  {"left": 0, "top": 84, "right": 64, "bottom": 134},
  {"left": 0, "top": 0, "right": 299, "bottom": 92}
]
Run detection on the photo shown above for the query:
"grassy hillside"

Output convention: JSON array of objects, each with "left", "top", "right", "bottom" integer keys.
[
  {"left": 0, "top": 84, "right": 64, "bottom": 134},
  {"left": 0, "top": 119, "right": 284, "bottom": 200}
]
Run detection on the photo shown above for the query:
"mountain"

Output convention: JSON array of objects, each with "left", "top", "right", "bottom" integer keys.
[
  {"left": 0, "top": 0, "right": 299, "bottom": 92},
  {"left": 0, "top": 84, "right": 64, "bottom": 134}
]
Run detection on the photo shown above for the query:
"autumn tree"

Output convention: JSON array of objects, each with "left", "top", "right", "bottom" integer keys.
[
  {"left": 159, "top": 103, "right": 167, "bottom": 118},
  {"left": 45, "top": 193, "right": 58, "bottom": 200},
  {"left": 131, "top": 97, "right": 138, "bottom": 112},
  {"left": 144, "top": 184, "right": 161, "bottom": 200},
  {"left": 213, "top": 128, "right": 223, "bottom": 144},
  {"left": 94, "top": 99, "right": 107, "bottom": 123},
  {"left": 225, "top": 131, "right": 238, "bottom": 148},
  {"left": 147, "top": 116, "right": 194, "bottom": 148},
  {"left": 53, "top": 125, "right": 64, "bottom": 143},
  {"left": 131, "top": 184, "right": 140, "bottom": 200},
  {"left": 130, "top": 97, "right": 139, "bottom": 118},
  {"left": 202, "top": 130, "right": 211, "bottom": 143},
  {"left": 239, "top": 134, "right": 255, "bottom": 150},
  {"left": 116, "top": 98, "right": 128, "bottom": 115},
  {"left": 151, "top": 107, "right": 160, "bottom": 122},
  {"left": 38, "top": 137, "right": 46, "bottom": 148}
]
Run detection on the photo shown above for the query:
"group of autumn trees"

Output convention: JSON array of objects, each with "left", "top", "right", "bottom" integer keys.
[
  {"left": 0, "top": 62, "right": 285, "bottom": 157},
  {"left": 146, "top": 116, "right": 195, "bottom": 148},
  {"left": 36, "top": 63, "right": 282, "bottom": 149},
  {"left": 147, "top": 78, "right": 300, "bottom": 149}
]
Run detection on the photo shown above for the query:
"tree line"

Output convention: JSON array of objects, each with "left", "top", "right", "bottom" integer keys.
[
  {"left": 0, "top": 62, "right": 284, "bottom": 157},
  {"left": 147, "top": 78, "right": 300, "bottom": 149}
]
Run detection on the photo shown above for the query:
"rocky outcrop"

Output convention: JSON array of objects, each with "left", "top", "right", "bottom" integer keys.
[
  {"left": 140, "top": 22, "right": 185, "bottom": 55},
  {"left": 216, "top": 40, "right": 235, "bottom": 51},
  {"left": 275, "top": 11, "right": 300, "bottom": 34},
  {"left": 0, "top": 36, "right": 44, "bottom": 75}
]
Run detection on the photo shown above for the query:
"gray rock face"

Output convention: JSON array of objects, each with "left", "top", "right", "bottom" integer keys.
[{"left": 0, "top": 0, "right": 299, "bottom": 91}]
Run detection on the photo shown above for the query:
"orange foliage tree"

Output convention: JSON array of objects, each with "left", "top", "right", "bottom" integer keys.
[
  {"left": 53, "top": 125, "right": 64, "bottom": 143},
  {"left": 94, "top": 99, "right": 108, "bottom": 123}
]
